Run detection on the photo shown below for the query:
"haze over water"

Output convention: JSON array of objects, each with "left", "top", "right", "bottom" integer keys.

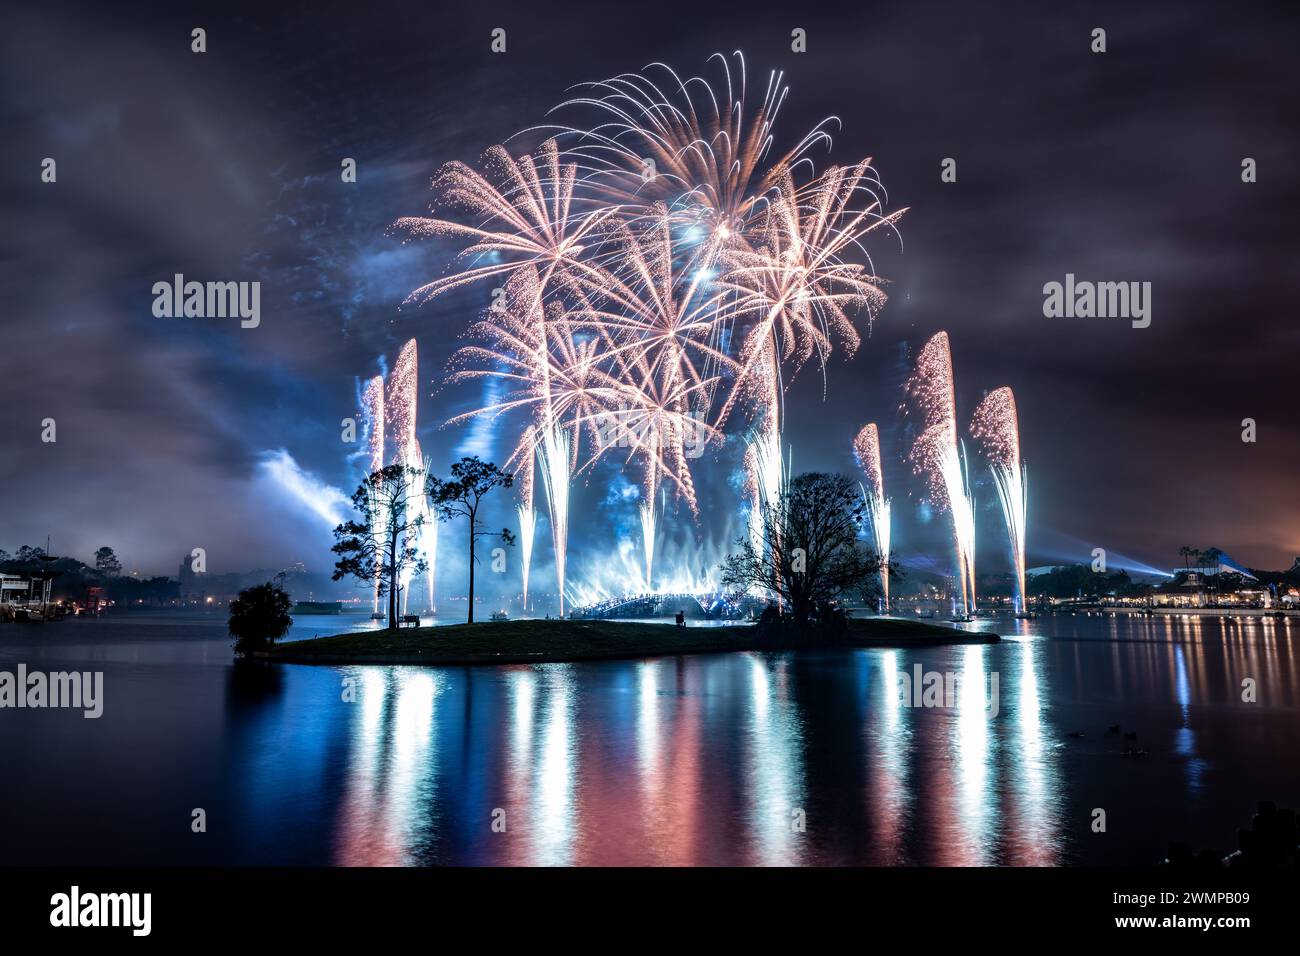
[{"left": 1, "top": 610, "right": 1296, "bottom": 865}]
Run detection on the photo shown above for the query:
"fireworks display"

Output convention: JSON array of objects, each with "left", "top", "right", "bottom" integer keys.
[
  {"left": 394, "top": 53, "right": 903, "bottom": 608},
  {"left": 360, "top": 340, "right": 438, "bottom": 614},
  {"left": 906, "top": 332, "right": 977, "bottom": 616},
  {"left": 853, "top": 423, "right": 892, "bottom": 610},
  {"left": 971, "top": 387, "right": 1028, "bottom": 613}
]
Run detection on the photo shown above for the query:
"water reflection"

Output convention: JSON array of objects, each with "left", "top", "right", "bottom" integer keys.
[
  {"left": 334, "top": 669, "right": 441, "bottom": 864},
  {"left": 1006, "top": 639, "right": 1061, "bottom": 865},
  {"left": 866, "top": 651, "right": 908, "bottom": 864},
  {"left": 534, "top": 668, "right": 576, "bottom": 864},
  {"left": 209, "top": 614, "right": 1300, "bottom": 866},
  {"left": 745, "top": 655, "right": 806, "bottom": 865},
  {"left": 10, "top": 610, "right": 1300, "bottom": 865},
  {"left": 934, "top": 644, "right": 991, "bottom": 865}
]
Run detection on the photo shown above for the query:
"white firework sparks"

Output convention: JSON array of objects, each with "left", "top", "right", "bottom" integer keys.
[
  {"left": 971, "top": 387, "right": 1028, "bottom": 613},
  {"left": 853, "top": 423, "right": 892, "bottom": 611}
]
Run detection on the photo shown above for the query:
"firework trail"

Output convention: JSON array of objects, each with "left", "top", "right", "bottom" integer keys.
[
  {"left": 638, "top": 496, "right": 658, "bottom": 591},
  {"left": 388, "top": 342, "right": 419, "bottom": 453},
  {"left": 745, "top": 369, "right": 785, "bottom": 574},
  {"left": 516, "top": 503, "right": 536, "bottom": 612},
  {"left": 742, "top": 443, "right": 763, "bottom": 555},
  {"left": 853, "top": 423, "right": 892, "bottom": 611},
  {"left": 755, "top": 417, "right": 787, "bottom": 601},
  {"left": 538, "top": 419, "right": 571, "bottom": 616},
  {"left": 362, "top": 375, "right": 386, "bottom": 614},
  {"left": 906, "top": 332, "right": 976, "bottom": 615},
  {"left": 971, "top": 387, "right": 1028, "bottom": 613},
  {"left": 716, "top": 165, "right": 900, "bottom": 428},
  {"left": 515, "top": 440, "right": 536, "bottom": 612},
  {"left": 409, "top": 448, "right": 438, "bottom": 614},
  {"left": 362, "top": 374, "right": 386, "bottom": 472},
  {"left": 387, "top": 340, "right": 436, "bottom": 615}
]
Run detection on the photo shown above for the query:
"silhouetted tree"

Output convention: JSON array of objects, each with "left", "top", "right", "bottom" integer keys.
[
  {"left": 332, "top": 464, "right": 427, "bottom": 630},
  {"left": 1033, "top": 564, "right": 1138, "bottom": 600},
  {"left": 93, "top": 546, "right": 122, "bottom": 577},
  {"left": 14, "top": 544, "right": 46, "bottom": 566},
  {"left": 428, "top": 457, "right": 515, "bottom": 624},
  {"left": 721, "top": 472, "right": 882, "bottom": 626},
  {"left": 229, "top": 582, "right": 293, "bottom": 657}
]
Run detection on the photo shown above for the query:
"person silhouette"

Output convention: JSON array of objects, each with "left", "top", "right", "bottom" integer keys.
[{"left": 675, "top": 610, "right": 685, "bottom": 628}]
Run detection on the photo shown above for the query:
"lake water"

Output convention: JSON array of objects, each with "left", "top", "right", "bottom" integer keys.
[{"left": 1, "top": 609, "right": 1296, "bottom": 865}]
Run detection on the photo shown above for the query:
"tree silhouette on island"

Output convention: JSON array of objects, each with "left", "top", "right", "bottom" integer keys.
[
  {"left": 428, "top": 456, "right": 515, "bottom": 624},
  {"left": 331, "top": 463, "right": 427, "bottom": 631},
  {"left": 229, "top": 581, "right": 293, "bottom": 657},
  {"left": 721, "top": 472, "right": 885, "bottom": 629}
]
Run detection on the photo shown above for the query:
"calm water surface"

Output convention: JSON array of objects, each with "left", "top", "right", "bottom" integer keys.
[{"left": 1, "top": 609, "right": 1297, "bottom": 865}]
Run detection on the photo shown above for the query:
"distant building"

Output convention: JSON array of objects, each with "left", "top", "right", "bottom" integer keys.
[
  {"left": 178, "top": 552, "right": 201, "bottom": 600},
  {"left": 1, "top": 573, "right": 34, "bottom": 604}
]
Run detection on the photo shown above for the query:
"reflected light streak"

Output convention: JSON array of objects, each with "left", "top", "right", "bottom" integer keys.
[
  {"left": 333, "top": 669, "right": 440, "bottom": 866},
  {"left": 1006, "top": 640, "right": 1060, "bottom": 865},
  {"left": 534, "top": 668, "right": 577, "bottom": 865},
  {"left": 953, "top": 645, "right": 993, "bottom": 864},
  {"left": 745, "top": 655, "right": 806, "bottom": 865},
  {"left": 869, "top": 650, "right": 908, "bottom": 863}
]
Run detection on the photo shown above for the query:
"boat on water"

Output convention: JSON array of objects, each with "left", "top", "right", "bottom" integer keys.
[{"left": 490, "top": 610, "right": 509, "bottom": 622}]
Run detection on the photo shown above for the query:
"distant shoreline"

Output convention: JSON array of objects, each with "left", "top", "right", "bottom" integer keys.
[{"left": 258, "top": 617, "right": 998, "bottom": 667}]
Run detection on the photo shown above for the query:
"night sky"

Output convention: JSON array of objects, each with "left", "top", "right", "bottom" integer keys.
[{"left": 2, "top": 0, "right": 1297, "bottom": 592}]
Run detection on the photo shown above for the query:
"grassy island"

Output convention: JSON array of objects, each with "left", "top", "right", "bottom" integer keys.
[{"left": 259, "top": 616, "right": 997, "bottom": 667}]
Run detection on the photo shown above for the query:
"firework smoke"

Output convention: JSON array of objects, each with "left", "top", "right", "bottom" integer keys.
[
  {"left": 971, "top": 387, "right": 1028, "bottom": 613},
  {"left": 853, "top": 423, "right": 892, "bottom": 610},
  {"left": 906, "top": 332, "right": 976, "bottom": 615}
]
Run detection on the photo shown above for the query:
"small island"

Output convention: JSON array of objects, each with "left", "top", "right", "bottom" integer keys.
[{"left": 259, "top": 617, "right": 997, "bottom": 667}]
